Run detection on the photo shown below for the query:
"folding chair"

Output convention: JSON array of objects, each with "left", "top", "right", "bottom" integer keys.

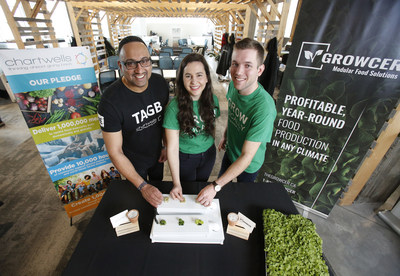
[
  {"left": 159, "top": 57, "right": 173, "bottom": 69},
  {"left": 107, "top": 56, "right": 119, "bottom": 70},
  {"left": 173, "top": 57, "right": 184, "bottom": 70},
  {"left": 99, "top": 70, "right": 117, "bottom": 93},
  {"left": 181, "top": 47, "right": 192, "bottom": 54},
  {"left": 161, "top": 47, "right": 173, "bottom": 56},
  {"left": 159, "top": 51, "right": 171, "bottom": 57}
]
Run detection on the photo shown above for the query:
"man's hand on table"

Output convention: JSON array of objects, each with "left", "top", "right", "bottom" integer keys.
[
  {"left": 158, "top": 147, "right": 167, "bottom": 163},
  {"left": 196, "top": 184, "right": 216, "bottom": 207},
  {"left": 141, "top": 184, "right": 163, "bottom": 207}
]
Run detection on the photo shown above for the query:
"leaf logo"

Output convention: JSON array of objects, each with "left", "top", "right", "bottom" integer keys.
[{"left": 304, "top": 50, "right": 324, "bottom": 62}]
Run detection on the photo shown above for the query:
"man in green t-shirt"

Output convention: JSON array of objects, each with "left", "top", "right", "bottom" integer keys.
[{"left": 197, "top": 38, "right": 277, "bottom": 206}]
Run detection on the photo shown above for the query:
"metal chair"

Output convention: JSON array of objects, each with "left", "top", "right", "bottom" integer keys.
[
  {"left": 99, "top": 70, "right": 117, "bottom": 93},
  {"left": 107, "top": 56, "right": 119, "bottom": 70},
  {"left": 152, "top": 67, "right": 163, "bottom": 77},
  {"left": 159, "top": 56, "right": 173, "bottom": 69},
  {"left": 173, "top": 57, "right": 184, "bottom": 70},
  {"left": 181, "top": 47, "right": 192, "bottom": 54}
]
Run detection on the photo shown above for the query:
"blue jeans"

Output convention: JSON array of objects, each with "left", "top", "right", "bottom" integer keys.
[
  {"left": 179, "top": 145, "right": 216, "bottom": 182},
  {"left": 218, "top": 152, "right": 259, "bottom": 182}
]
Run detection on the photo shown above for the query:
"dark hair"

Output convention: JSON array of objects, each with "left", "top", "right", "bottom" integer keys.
[
  {"left": 118, "top": 36, "right": 146, "bottom": 56},
  {"left": 175, "top": 53, "right": 216, "bottom": 138},
  {"left": 234, "top": 38, "right": 265, "bottom": 66},
  {"left": 84, "top": 175, "right": 91, "bottom": 180}
]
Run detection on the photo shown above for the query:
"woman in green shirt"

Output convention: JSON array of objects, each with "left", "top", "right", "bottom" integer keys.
[{"left": 163, "top": 53, "right": 220, "bottom": 201}]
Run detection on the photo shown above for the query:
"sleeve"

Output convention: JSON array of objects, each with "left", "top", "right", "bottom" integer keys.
[
  {"left": 162, "top": 99, "right": 180, "bottom": 130},
  {"left": 245, "top": 98, "right": 277, "bottom": 143},
  {"left": 97, "top": 96, "right": 122, "bottom": 132}
]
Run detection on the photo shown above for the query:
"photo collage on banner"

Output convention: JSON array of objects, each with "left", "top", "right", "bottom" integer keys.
[
  {"left": 258, "top": 0, "right": 400, "bottom": 215},
  {"left": 0, "top": 47, "right": 116, "bottom": 218}
]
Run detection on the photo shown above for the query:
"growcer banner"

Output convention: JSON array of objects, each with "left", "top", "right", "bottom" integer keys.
[
  {"left": 0, "top": 47, "right": 116, "bottom": 218},
  {"left": 258, "top": 0, "right": 400, "bottom": 215}
]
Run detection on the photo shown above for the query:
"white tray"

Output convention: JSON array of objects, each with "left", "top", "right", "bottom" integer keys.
[{"left": 150, "top": 195, "right": 224, "bottom": 244}]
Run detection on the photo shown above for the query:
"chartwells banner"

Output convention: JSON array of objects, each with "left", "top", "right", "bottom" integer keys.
[
  {"left": 0, "top": 47, "right": 115, "bottom": 218},
  {"left": 258, "top": 0, "right": 400, "bottom": 216}
]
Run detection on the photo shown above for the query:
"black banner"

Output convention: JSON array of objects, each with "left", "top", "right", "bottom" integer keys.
[{"left": 258, "top": 0, "right": 400, "bottom": 215}]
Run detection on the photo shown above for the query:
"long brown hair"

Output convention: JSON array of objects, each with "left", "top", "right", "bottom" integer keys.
[{"left": 176, "top": 53, "right": 216, "bottom": 138}]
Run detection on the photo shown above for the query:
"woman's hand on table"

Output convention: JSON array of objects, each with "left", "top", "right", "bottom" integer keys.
[
  {"left": 170, "top": 185, "right": 184, "bottom": 201},
  {"left": 196, "top": 184, "right": 216, "bottom": 206},
  {"left": 141, "top": 184, "right": 163, "bottom": 207}
]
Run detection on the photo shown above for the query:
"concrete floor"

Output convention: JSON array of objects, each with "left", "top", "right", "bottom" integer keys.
[{"left": 0, "top": 57, "right": 399, "bottom": 275}]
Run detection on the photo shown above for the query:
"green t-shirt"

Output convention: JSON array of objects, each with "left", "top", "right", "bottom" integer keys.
[
  {"left": 226, "top": 82, "right": 277, "bottom": 173},
  {"left": 163, "top": 94, "right": 220, "bottom": 154}
]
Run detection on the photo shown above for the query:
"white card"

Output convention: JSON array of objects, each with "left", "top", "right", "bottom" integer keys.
[
  {"left": 236, "top": 212, "right": 256, "bottom": 233},
  {"left": 110, "top": 210, "right": 130, "bottom": 228}
]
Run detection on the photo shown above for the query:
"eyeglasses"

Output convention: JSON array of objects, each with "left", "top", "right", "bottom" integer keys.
[{"left": 121, "top": 57, "right": 152, "bottom": 70}]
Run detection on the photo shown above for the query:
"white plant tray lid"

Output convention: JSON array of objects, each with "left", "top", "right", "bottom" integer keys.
[{"left": 157, "top": 194, "right": 208, "bottom": 214}]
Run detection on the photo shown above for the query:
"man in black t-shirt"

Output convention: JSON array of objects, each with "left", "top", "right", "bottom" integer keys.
[{"left": 98, "top": 36, "right": 169, "bottom": 207}]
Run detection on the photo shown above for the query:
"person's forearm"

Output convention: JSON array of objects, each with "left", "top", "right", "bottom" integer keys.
[
  {"left": 167, "top": 144, "right": 181, "bottom": 187},
  {"left": 215, "top": 152, "right": 253, "bottom": 186},
  {"left": 108, "top": 151, "right": 144, "bottom": 188}
]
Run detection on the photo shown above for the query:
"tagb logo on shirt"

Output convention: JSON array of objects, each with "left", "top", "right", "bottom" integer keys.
[{"left": 98, "top": 114, "right": 105, "bottom": 128}]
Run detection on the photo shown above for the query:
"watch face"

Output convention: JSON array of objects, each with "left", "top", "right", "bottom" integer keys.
[{"left": 214, "top": 185, "right": 221, "bottom": 192}]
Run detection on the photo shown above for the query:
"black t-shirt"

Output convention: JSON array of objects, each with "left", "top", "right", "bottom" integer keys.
[{"left": 98, "top": 74, "right": 169, "bottom": 171}]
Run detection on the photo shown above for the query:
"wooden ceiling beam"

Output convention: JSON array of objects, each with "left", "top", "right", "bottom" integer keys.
[{"left": 67, "top": 1, "right": 246, "bottom": 11}]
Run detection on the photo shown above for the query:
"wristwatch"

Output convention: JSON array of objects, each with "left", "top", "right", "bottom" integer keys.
[{"left": 212, "top": 181, "right": 221, "bottom": 192}]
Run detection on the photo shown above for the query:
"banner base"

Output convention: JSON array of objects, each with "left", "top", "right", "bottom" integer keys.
[{"left": 294, "top": 202, "right": 329, "bottom": 219}]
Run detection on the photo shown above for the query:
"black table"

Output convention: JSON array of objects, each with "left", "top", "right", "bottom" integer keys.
[{"left": 63, "top": 181, "right": 298, "bottom": 276}]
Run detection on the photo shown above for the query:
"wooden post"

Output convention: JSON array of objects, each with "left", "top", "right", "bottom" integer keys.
[
  {"left": 21, "top": 0, "right": 45, "bottom": 48},
  {"left": 0, "top": 0, "right": 25, "bottom": 49},
  {"left": 243, "top": 5, "right": 257, "bottom": 39},
  {"left": 65, "top": 2, "right": 82, "bottom": 46}
]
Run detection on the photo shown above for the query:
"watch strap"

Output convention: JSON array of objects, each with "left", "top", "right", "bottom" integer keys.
[{"left": 137, "top": 180, "right": 147, "bottom": 191}]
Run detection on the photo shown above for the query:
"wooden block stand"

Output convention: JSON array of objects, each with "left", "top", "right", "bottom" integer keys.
[
  {"left": 116, "top": 221, "right": 139, "bottom": 237},
  {"left": 226, "top": 225, "right": 250, "bottom": 240}
]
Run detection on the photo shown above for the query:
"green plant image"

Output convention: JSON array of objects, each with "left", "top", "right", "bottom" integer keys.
[
  {"left": 263, "top": 209, "right": 329, "bottom": 276},
  {"left": 29, "top": 88, "right": 56, "bottom": 98},
  {"left": 160, "top": 219, "right": 166, "bottom": 225},
  {"left": 178, "top": 218, "right": 184, "bottom": 226}
]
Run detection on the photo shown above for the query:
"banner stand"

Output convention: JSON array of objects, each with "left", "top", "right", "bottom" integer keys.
[{"left": 0, "top": 47, "right": 116, "bottom": 220}]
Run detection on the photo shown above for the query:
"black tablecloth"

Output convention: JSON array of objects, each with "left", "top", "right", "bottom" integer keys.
[{"left": 63, "top": 181, "right": 298, "bottom": 276}]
